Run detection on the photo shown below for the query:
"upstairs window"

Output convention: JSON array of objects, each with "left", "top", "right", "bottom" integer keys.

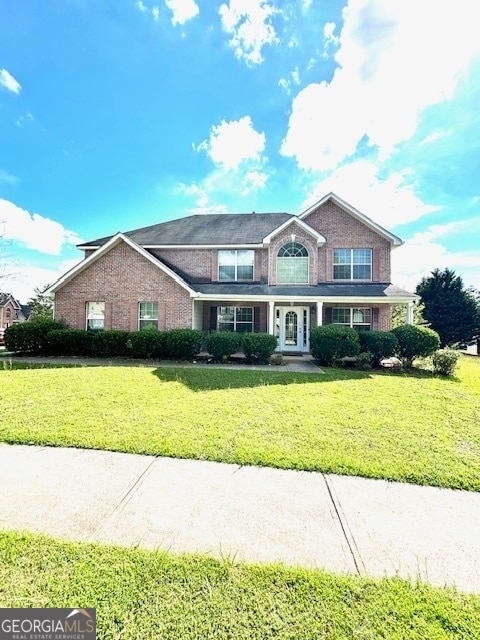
[
  {"left": 218, "top": 250, "right": 254, "bottom": 281},
  {"left": 139, "top": 302, "right": 158, "bottom": 330},
  {"left": 277, "top": 242, "right": 309, "bottom": 284},
  {"left": 86, "top": 302, "right": 105, "bottom": 331},
  {"left": 333, "top": 249, "right": 372, "bottom": 280}
]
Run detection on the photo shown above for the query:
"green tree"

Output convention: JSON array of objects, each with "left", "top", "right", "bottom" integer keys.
[
  {"left": 391, "top": 301, "right": 428, "bottom": 328},
  {"left": 415, "top": 268, "right": 479, "bottom": 347},
  {"left": 28, "top": 285, "right": 53, "bottom": 320}
]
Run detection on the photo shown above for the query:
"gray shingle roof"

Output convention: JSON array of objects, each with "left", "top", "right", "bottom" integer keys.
[
  {"left": 192, "top": 283, "right": 417, "bottom": 299},
  {"left": 81, "top": 213, "right": 295, "bottom": 247}
]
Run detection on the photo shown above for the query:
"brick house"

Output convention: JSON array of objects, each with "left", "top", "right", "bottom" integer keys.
[
  {"left": 0, "top": 293, "right": 29, "bottom": 329},
  {"left": 49, "top": 193, "right": 417, "bottom": 353}
]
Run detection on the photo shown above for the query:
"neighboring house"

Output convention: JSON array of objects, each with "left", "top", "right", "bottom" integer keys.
[
  {"left": 49, "top": 193, "right": 417, "bottom": 353},
  {"left": 0, "top": 293, "right": 28, "bottom": 328}
]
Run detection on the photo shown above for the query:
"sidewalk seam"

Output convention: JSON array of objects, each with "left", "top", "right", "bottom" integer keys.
[
  {"left": 323, "top": 474, "right": 366, "bottom": 577},
  {"left": 89, "top": 456, "right": 158, "bottom": 542}
]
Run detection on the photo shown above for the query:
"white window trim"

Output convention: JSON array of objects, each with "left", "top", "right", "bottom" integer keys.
[
  {"left": 276, "top": 242, "right": 309, "bottom": 284},
  {"left": 217, "top": 306, "right": 254, "bottom": 333},
  {"left": 331, "top": 307, "right": 372, "bottom": 330},
  {"left": 218, "top": 250, "right": 254, "bottom": 282},
  {"left": 138, "top": 302, "right": 159, "bottom": 330},
  {"left": 333, "top": 248, "right": 372, "bottom": 281},
  {"left": 86, "top": 301, "right": 105, "bottom": 331}
]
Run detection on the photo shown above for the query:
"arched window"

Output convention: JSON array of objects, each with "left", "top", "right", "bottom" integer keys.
[{"left": 277, "top": 242, "right": 309, "bottom": 283}]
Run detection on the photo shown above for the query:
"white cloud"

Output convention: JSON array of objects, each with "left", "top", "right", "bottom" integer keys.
[
  {"left": 392, "top": 224, "right": 480, "bottom": 291},
  {"left": 0, "top": 199, "right": 83, "bottom": 256},
  {"left": 0, "top": 68, "right": 21, "bottom": 94},
  {"left": 165, "top": 0, "right": 199, "bottom": 25},
  {"left": 219, "top": 0, "right": 278, "bottom": 65},
  {"left": 196, "top": 116, "right": 266, "bottom": 171},
  {"left": 241, "top": 169, "right": 268, "bottom": 195},
  {"left": 0, "top": 170, "right": 19, "bottom": 185},
  {"left": 282, "top": 0, "right": 480, "bottom": 171},
  {"left": 152, "top": 6, "right": 160, "bottom": 20},
  {"left": 136, "top": 0, "right": 147, "bottom": 12},
  {"left": 1, "top": 259, "right": 82, "bottom": 305},
  {"left": 177, "top": 183, "right": 228, "bottom": 215},
  {"left": 301, "top": 159, "right": 439, "bottom": 227},
  {"left": 323, "top": 21, "right": 339, "bottom": 57}
]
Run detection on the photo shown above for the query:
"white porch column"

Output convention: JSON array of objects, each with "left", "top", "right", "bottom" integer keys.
[
  {"left": 268, "top": 300, "right": 275, "bottom": 335},
  {"left": 316, "top": 301, "right": 323, "bottom": 326},
  {"left": 407, "top": 301, "right": 414, "bottom": 325}
]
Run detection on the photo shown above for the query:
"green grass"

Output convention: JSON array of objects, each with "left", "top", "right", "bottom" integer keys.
[
  {"left": 1, "top": 531, "right": 478, "bottom": 639},
  {"left": 1, "top": 356, "right": 479, "bottom": 490}
]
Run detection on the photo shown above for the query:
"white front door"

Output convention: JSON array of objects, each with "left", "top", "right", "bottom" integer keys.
[{"left": 276, "top": 306, "right": 310, "bottom": 352}]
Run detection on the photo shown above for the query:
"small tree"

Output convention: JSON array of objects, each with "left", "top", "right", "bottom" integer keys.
[
  {"left": 391, "top": 302, "right": 428, "bottom": 329},
  {"left": 391, "top": 324, "right": 440, "bottom": 367},
  {"left": 28, "top": 284, "right": 53, "bottom": 320}
]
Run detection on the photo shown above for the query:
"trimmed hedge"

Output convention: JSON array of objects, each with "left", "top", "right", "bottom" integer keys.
[
  {"left": 47, "top": 330, "right": 94, "bottom": 356},
  {"left": 391, "top": 324, "right": 440, "bottom": 367},
  {"left": 127, "top": 329, "right": 169, "bottom": 359},
  {"left": 241, "top": 333, "right": 278, "bottom": 364},
  {"left": 4, "top": 319, "right": 65, "bottom": 354},
  {"left": 206, "top": 331, "right": 241, "bottom": 361},
  {"left": 90, "top": 330, "right": 130, "bottom": 357},
  {"left": 166, "top": 329, "right": 204, "bottom": 360},
  {"left": 310, "top": 325, "right": 360, "bottom": 366},
  {"left": 359, "top": 330, "right": 398, "bottom": 366}
]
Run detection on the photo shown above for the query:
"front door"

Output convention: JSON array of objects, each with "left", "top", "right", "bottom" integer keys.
[{"left": 276, "top": 306, "right": 310, "bottom": 352}]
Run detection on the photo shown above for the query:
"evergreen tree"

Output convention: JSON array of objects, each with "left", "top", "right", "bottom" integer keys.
[
  {"left": 28, "top": 285, "right": 53, "bottom": 320},
  {"left": 415, "top": 268, "right": 479, "bottom": 347}
]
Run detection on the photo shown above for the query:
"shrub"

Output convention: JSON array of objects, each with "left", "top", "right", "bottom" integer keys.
[
  {"left": 241, "top": 333, "right": 278, "bottom": 364},
  {"left": 91, "top": 330, "right": 130, "bottom": 357},
  {"left": 206, "top": 331, "right": 241, "bottom": 361},
  {"left": 127, "top": 329, "right": 168, "bottom": 359},
  {"left": 4, "top": 319, "right": 65, "bottom": 354},
  {"left": 391, "top": 324, "right": 440, "bottom": 367},
  {"left": 355, "top": 351, "right": 374, "bottom": 370},
  {"left": 432, "top": 348, "right": 460, "bottom": 376},
  {"left": 310, "top": 325, "right": 360, "bottom": 366},
  {"left": 47, "top": 329, "right": 94, "bottom": 356},
  {"left": 166, "top": 329, "right": 204, "bottom": 360},
  {"left": 359, "top": 331, "right": 398, "bottom": 366}
]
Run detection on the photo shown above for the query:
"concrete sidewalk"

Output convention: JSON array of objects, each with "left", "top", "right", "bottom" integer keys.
[{"left": 0, "top": 444, "right": 479, "bottom": 594}]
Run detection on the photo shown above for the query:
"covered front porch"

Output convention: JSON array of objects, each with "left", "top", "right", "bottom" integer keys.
[{"left": 192, "top": 294, "right": 416, "bottom": 354}]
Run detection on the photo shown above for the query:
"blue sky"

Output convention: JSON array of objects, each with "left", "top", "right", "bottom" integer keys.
[{"left": 1, "top": 0, "right": 479, "bottom": 303}]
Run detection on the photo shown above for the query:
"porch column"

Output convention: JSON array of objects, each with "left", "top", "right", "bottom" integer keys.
[
  {"left": 268, "top": 300, "right": 275, "bottom": 335},
  {"left": 407, "top": 301, "right": 414, "bottom": 325},
  {"left": 316, "top": 301, "right": 323, "bottom": 326}
]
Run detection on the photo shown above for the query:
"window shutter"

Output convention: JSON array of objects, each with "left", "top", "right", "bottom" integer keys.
[
  {"left": 130, "top": 302, "right": 139, "bottom": 332},
  {"left": 326, "top": 249, "right": 333, "bottom": 282},
  {"left": 372, "top": 307, "right": 379, "bottom": 330},
  {"left": 254, "top": 250, "right": 261, "bottom": 282},
  {"left": 372, "top": 249, "right": 380, "bottom": 281},
  {"left": 211, "top": 252, "right": 218, "bottom": 281},
  {"left": 210, "top": 306, "right": 217, "bottom": 331},
  {"left": 105, "top": 302, "right": 113, "bottom": 330},
  {"left": 158, "top": 302, "right": 166, "bottom": 330},
  {"left": 79, "top": 302, "right": 87, "bottom": 330},
  {"left": 325, "top": 307, "right": 333, "bottom": 324},
  {"left": 254, "top": 307, "right": 261, "bottom": 333}
]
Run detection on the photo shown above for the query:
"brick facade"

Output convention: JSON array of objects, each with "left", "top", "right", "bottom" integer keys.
[{"left": 54, "top": 243, "right": 192, "bottom": 331}]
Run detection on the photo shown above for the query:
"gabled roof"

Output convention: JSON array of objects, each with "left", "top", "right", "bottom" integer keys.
[
  {"left": 262, "top": 216, "right": 326, "bottom": 246},
  {"left": 299, "top": 192, "right": 403, "bottom": 246},
  {"left": 0, "top": 293, "right": 22, "bottom": 308},
  {"left": 48, "top": 233, "right": 196, "bottom": 295},
  {"left": 79, "top": 213, "right": 294, "bottom": 249}
]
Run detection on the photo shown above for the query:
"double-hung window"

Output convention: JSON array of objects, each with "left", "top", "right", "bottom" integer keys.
[
  {"left": 218, "top": 250, "right": 254, "bottom": 281},
  {"left": 217, "top": 306, "right": 253, "bottom": 333},
  {"left": 332, "top": 307, "right": 372, "bottom": 331},
  {"left": 333, "top": 249, "right": 372, "bottom": 280},
  {"left": 139, "top": 302, "right": 158, "bottom": 330},
  {"left": 276, "top": 242, "right": 309, "bottom": 284},
  {"left": 86, "top": 301, "right": 105, "bottom": 331}
]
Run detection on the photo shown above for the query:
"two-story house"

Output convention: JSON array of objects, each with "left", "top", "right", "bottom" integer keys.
[
  {"left": 49, "top": 193, "right": 417, "bottom": 353},
  {"left": 0, "top": 293, "right": 29, "bottom": 329}
]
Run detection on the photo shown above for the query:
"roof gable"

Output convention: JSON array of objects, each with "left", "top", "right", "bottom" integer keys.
[
  {"left": 49, "top": 233, "right": 195, "bottom": 295},
  {"left": 262, "top": 216, "right": 326, "bottom": 246},
  {"left": 299, "top": 192, "right": 403, "bottom": 246}
]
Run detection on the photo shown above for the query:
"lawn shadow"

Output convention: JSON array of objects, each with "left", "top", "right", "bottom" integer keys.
[{"left": 151, "top": 365, "right": 372, "bottom": 391}]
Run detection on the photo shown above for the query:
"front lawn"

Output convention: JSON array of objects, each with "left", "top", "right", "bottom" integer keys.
[
  {"left": 0, "top": 531, "right": 478, "bottom": 639},
  {"left": 1, "top": 356, "right": 479, "bottom": 490}
]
